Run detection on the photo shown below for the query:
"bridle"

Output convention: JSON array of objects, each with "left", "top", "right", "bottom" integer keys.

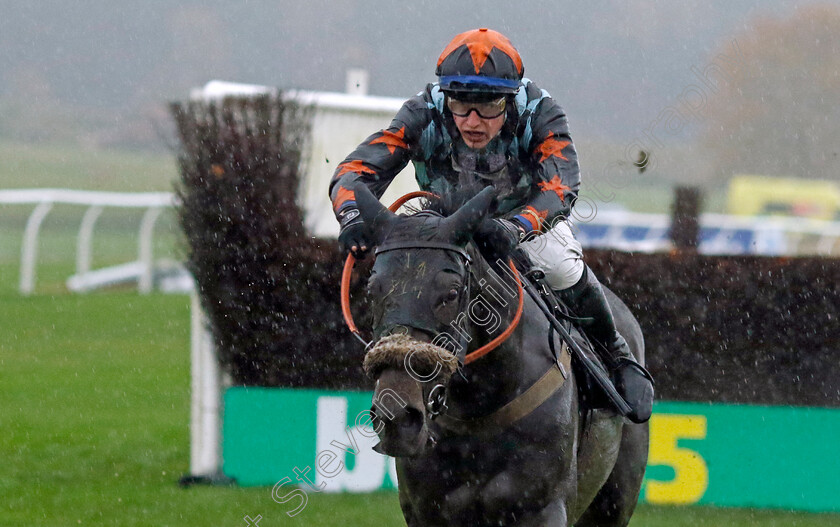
[
  {"left": 344, "top": 194, "right": 570, "bottom": 437},
  {"left": 340, "top": 192, "right": 524, "bottom": 365}
]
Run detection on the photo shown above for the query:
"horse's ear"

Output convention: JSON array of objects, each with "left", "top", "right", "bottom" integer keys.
[
  {"left": 354, "top": 183, "right": 398, "bottom": 243},
  {"left": 442, "top": 186, "right": 497, "bottom": 245}
]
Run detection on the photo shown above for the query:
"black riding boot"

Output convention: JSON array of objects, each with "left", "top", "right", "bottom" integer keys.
[{"left": 558, "top": 266, "right": 654, "bottom": 423}]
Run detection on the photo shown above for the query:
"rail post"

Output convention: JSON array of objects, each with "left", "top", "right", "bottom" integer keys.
[
  {"left": 138, "top": 207, "right": 164, "bottom": 294},
  {"left": 20, "top": 201, "right": 54, "bottom": 295},
  {"left": 76, "top": 205, "right": 105, "bottom": 287}
]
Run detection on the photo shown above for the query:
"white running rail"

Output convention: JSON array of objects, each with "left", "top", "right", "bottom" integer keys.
[
  {"left": 0, "top": 188, "right": 176, "bottom": 295},
  {"left": 575, "top": 210, "right": 840, "bottom": 256}
]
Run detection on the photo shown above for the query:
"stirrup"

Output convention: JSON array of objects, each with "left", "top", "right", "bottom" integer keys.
[{"left": 614, "top": 358, "right": 654, "bottom": 383}]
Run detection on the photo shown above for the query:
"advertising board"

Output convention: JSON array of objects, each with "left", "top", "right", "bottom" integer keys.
[{"left": 223, "top": 388, "right": 840, "bottom": 514}]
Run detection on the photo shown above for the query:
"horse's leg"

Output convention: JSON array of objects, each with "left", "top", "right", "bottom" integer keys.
[
  {"left": 396, "top": 459, "right": 452, "bottom": 526},
  {"left": 476, "top": 470, "right": 574, "bottom": 527},
  {"left": 575, "top": 287, "right": 650, "bottom": 526},
  {"left": 518, "top": 499, "right": 570, "bottom": 526},
  {"left": 575, "top": 420, "right": 649, "bottom": 527},
  {"left": 474, "top": 407, "right": 579, "bottom": 525},
  {"left": 398, "top": 487, "right": 419, "bottom": 527}
]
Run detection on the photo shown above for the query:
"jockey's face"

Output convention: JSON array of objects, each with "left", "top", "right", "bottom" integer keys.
[{"left": 452, "top": 106, "right": 505, "bottom": 150}]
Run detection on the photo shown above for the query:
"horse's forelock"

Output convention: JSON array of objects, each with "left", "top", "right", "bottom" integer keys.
[
  {"left": 387, "top": 212, "right": 444, "bottom": 242},
  {"left": 386, "top": 202, "right": 488, "bottom": 287},
  {"left": 393, "top": 188, "right": 485, "bottom": 243}
]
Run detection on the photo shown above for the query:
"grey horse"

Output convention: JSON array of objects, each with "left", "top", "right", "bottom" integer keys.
[{"left": 355, "top": 185, "right": 649, "bottom": 526}]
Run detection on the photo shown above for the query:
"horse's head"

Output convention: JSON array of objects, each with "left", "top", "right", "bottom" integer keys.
[{"left": 354, "top": 184, "right": 495, "bottom": 457}]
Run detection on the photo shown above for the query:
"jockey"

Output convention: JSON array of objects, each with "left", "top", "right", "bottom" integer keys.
[{"left": 329, "top": 28, "right": 653, "bottom": 423}]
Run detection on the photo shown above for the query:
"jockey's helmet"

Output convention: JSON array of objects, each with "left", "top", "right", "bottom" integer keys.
[{"left": 436, "top": 28, "right": 524, "bottom": 97}]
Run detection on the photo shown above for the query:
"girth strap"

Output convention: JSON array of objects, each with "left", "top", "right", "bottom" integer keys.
[{"left": 435, "top": 342, "right": 572, "bottom": 437}]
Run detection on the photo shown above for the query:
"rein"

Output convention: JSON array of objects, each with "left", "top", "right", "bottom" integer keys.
[{"left": 340, "top": 192, "right": 525, "bottom": 363}]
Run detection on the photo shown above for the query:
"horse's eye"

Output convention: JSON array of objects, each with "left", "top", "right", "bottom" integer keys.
[{"left": 447, "top": 288, "right": 459, "bottom": 301}]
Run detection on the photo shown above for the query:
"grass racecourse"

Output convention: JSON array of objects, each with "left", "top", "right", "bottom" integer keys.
[{"left": 2, "top": 142, "right": 839, "bottom": 525}]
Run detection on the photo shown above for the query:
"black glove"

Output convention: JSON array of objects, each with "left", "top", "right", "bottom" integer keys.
[
  {"left": 510, "top": 247, "right": 536, "bottom": 274},
  {"left": 474, "top": 218, "right": 525, "bottom": 264},
  {"left": 337, "top": 206, "right": 371, "bottom": 258}
]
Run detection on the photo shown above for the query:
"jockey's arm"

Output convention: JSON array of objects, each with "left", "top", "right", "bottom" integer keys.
[
  {"left": 328, "top": 94, "right": 430, "bottom": 256},
  {"left": 329, "top": 93, "right": 437, "bottom": 214},
  {"left": 508, "top": 97, "right": 581, "bottom": 237}
]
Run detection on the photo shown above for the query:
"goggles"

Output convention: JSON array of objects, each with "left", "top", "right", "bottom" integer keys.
[{"left": 446, "top": 96, "right": 507, "bottom": 119}]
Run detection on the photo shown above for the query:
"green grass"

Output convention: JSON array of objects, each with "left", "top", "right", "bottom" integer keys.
[
  {"left": 0, "top": 290, "right": 405, "bottom": 526},
  {"left": 582, "top": 181, "right": 727, "bottom": 214},
  {"left": 1, "top": 142, "right": 837, "bottom": 525},
  {"left": 2, "top": 288, "right": 840, "bottom": 525},
  {"left": 0, "top": 141, "right": 179, "bottom": 192},
  {"left": 630, "top": 504, "right": 840, "bottom": 526},
  {"left": 0, "top": 293, "right": 191, "bottom": 525}
]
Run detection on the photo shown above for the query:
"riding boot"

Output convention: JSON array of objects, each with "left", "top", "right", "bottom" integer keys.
[{"left": 557, "top": 266, "right": 654, "bottom": 424}]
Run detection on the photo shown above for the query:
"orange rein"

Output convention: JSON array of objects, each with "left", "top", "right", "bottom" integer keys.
[
  {"left": 340, "top": 192, "right": 525, "bottom": 363},
  {"left": 464, "top": 259, "right": 523, "bottom": 364}
]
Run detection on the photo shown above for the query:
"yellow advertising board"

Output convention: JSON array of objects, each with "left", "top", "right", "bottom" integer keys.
[{"left": 727, "top": 174, "right": 840, "bottom": 220}]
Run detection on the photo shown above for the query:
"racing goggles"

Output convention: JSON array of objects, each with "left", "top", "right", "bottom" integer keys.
[{"left": 446, "top": 95, "right": 507, "bottom": 119}]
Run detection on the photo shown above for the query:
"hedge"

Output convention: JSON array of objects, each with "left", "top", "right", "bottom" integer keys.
[{"left": 171, "top": 96, "right": 839, "bottom": 407}]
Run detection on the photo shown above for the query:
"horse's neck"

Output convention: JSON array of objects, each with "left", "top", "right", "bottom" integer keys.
[{"left": 447, "top": 255, "right": 541, "bottom": 415}]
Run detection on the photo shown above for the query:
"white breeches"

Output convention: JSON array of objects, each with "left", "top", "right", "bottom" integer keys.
[{"left": 519, "top": 220, "right": 585, "bottom": 291}]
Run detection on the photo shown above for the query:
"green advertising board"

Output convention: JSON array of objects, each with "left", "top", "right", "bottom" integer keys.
[
  {"left": 223, "top": 388, "right": 840, "bottom": 513},
  {"left": 223, "top": 388, "right": 398, "bottom": 492},
  {"left": 642, "top": 401, "right": 840, "bottom": 511}
]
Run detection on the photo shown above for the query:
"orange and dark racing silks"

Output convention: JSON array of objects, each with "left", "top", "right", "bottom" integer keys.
[{"left": 329, "top": 78, "right": 580, "bottom": 240}]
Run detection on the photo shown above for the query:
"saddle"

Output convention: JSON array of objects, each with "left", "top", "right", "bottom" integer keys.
[
  {"left": 558, "top": 314, "right": 613, "bottom": 412},
  {"left": 515, "top": 260, "right": 618, "bottom": 414}
]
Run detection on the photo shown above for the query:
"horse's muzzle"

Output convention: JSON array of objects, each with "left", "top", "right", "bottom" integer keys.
[{"left": 370, "top": 369, "right": 431, "bottom": 458}]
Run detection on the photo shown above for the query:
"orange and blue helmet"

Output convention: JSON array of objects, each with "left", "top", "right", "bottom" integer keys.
[{"left": 436, "top": 28, "right": 524, "bottom": 96}]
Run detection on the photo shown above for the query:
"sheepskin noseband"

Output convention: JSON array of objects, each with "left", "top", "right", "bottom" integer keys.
[{"left": 363, "top": 334, "right": 458, "bottom": 382}]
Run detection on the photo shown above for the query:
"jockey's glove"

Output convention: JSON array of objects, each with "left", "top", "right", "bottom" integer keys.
[
  {"left": 475, "top": 218, "right": 526, "bottom": 264},
  {"left": 338, "top": 206, "right": 371, "bottom": 259}
]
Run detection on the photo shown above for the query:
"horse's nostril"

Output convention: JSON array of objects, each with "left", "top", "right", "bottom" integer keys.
[{"left": 370, "top": 408, "right": 383, "bottom": 429}]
